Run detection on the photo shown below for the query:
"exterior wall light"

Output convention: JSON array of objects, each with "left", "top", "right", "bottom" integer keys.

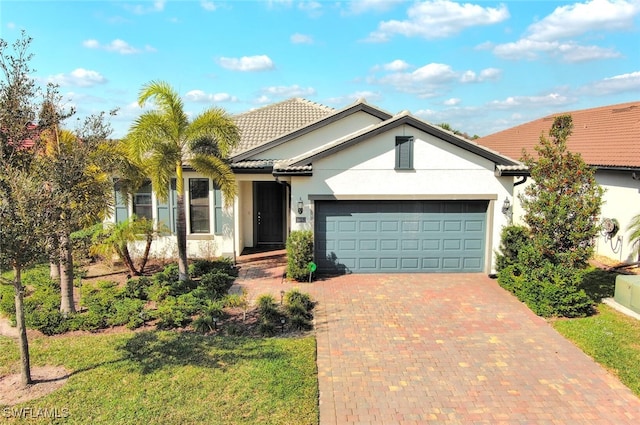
[
  {"left": 501, "top": 198, "right": 512, "bottom": 216},
  {"left": 297, "top": 198, "right": 304, "bottom": 215}
]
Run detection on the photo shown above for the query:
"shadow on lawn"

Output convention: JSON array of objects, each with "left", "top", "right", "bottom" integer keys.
[
  {"left": 118, "top": 331, "right": 285, "bottom": 375},
  {"left": 580, "top": 268, "right": 620, "bottom": 302}
]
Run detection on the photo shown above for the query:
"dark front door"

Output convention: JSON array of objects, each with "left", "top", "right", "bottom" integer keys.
[{"left": 254, "top": 181, "right": 285, "bottom": 245}]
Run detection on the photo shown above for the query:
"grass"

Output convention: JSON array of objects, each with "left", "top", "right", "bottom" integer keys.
[
  {"left": 0, "top": 331, "right": 318, "bottom": 424},
  {"left": 551, "top": 266, "right": 640, "bottom": 397},
  {"left": 553, "top": 304, "right": 640, "bottom": 396}
]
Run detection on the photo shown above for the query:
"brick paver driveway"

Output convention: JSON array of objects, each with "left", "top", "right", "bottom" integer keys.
[{"left": 234, "top": 257, "right": 640, "bottom": 424}]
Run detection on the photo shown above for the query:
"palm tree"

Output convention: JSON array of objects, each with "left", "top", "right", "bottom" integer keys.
[{"left": 125, "top": 81, "right": 239, "bottom": 281}]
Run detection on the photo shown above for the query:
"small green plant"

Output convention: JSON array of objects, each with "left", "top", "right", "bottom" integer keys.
[
  {"left": 286, "top": 230, "right": 314, "bottom": 281},
  {"left": 284, "top": 289, "right": 314, "bottom": 330}
]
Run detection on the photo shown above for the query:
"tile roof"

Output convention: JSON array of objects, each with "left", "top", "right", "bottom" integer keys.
[
  {"left": 232, "top": 98, "right": 335, "bottom": 157},
  {"left": 476, "top": 101, "right": 640, "bottom": 168}
]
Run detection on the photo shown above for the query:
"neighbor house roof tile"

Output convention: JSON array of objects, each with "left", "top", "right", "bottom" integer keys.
[
  {"left": 476, "top": 101, "right": 640, "bottom": 169},
  {"left": 232, "top": 98, "right": 335, "bottom": 156}
]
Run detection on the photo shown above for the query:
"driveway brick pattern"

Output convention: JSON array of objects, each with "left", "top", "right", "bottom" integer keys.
[{"left": 234, "top": 257, "right": 640, "bottom": 424}]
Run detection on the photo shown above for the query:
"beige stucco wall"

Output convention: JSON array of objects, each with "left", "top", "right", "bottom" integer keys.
[{"left": 512, "top": 169, "right": 640, "bottom": 263}]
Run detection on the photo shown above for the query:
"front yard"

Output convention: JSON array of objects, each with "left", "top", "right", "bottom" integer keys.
[{"left": 0, "top": 331, "right": 318, "bottom": 424}]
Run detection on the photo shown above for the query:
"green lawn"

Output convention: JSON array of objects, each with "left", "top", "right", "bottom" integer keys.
[
  {"left": 552, "top": 268, "right": 640, "bottom": 397},
  {"left": 553, "top": 304, "right": 640, "bottom": 396},
  {"left": 0, "top": 331, "right": 318, "bottom": 424}
]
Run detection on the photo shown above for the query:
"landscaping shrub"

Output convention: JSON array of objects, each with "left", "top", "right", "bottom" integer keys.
[
  {"left": 124, "top": 276, "right": 151, "bottom": 300},
  {"left": 152, "top": 296, "right": 192, "bottom": 329},
  {"left": 284, "top": 289, "right": 314, "bottom": 330},
  {"left": 286, "top": 230, "right": 314, "bottom": 281},
  {"left": 495, "top": 225, "right": 531, "bottom": 272},
  {"left": 189, "top": 258, "right": 236, "bottom": 278},
  {"left": 198, "top": 270, "right": 235, "bottom": 299}
]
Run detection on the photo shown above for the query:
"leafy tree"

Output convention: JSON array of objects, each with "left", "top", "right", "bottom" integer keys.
[
  {"left": 520, "top": 114, "right": 603, "bottom": 269},
  {"left": 0, "top": 31, "right": 54, "bottom": 387},
  {"left": 36, "top": 114, "right": 115, "bottom": 314},
  {"left": 124, "top": 81, "right": 240, "bottom": 281},
  {"left": 498, "top": 115, "right": 603, "bottom": 318}
]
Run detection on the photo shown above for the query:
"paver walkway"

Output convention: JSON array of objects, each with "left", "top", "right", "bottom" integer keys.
[{"left": 234, "top": 253, "right": 640, "bottom": 424}]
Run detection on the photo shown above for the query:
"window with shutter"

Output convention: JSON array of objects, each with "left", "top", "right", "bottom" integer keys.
[{"left": 395, "top": 136, "right": 414, "bottom": 170}]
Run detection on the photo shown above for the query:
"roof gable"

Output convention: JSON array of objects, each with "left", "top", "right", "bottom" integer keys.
[
  {"left": 232, "top": 98, "right": 334, "bottom": 158},
  {"left": 231, "top": 98, "right": 392, "bottom": 162},
  {"left": 476, "top": 101, "right": 640, "bottom": 169},
  {"left": 275, "top": 112, "right": 520, "bottom": 173}
]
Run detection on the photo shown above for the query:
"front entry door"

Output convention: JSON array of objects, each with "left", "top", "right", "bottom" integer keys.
[{"left": 254, "top": 181, "right": 285, "bottom": 245}]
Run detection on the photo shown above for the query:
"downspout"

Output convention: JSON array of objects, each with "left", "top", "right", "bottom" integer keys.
[{"left": 514, "top": 176, "right": 528, "bottom": 186}]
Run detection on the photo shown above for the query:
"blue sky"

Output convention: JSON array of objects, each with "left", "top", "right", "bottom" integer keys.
[{"left": 1, "top": 0, "right": 639, "bottom": 139}]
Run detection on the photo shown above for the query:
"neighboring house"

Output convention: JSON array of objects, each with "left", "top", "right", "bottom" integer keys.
[
  {"left": 113, "top": 98, "right": 522, "bottom": 274},
  {"left": 476, "top": 101, "right": 640, "bottom": 263}
]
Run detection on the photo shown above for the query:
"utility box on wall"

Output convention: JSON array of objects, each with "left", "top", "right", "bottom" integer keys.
[{"left": 614, "top": 275, "right": 640, "bottom": 314}]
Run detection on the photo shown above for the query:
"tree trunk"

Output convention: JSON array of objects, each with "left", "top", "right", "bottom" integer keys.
[
  {"left": 50, "top": 261, "right": 60, "bottom": 281},
  {"left": 59, "top": 231, "right": 76, "bottom": 314},
  {"left": 120, "top": 243, "right": 140, "bottom": 276},
  {"left": 138, "top": 233, "right": 153, "bottom": 275},
  {"left": 176, "top": 192, "right": 188, "bottom": 281},
  {"left": 13, "top": 263, "right": 32, "bottom": 388},
  {"left": 48, "top": 237, "right": 60, "bottom": 281}
]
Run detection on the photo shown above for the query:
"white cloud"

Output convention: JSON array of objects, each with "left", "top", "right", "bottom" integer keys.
[
  {"left": 47, "top": 68, "right": 107, "bottom": 87},
  {"left": 82, "top": 38, "right": 155, "bottom": 55},
  {"left": 291, "top": 33, "right": 314, "bottom": 44},
  {"left": 444, "top": 98, "right": 461, "bottom": 106},
  {"left": 526, "top": 0, "right": 639, "bottom": 42},
  {"left": 124, "top": 0, "right": 165, "bottom": 15},
  {"left": 580, "top": 71, "right": 640, "bottom": 95},
  {"left": 7, "top": 22, "right": 16, "bottom": 29},
  {"left": 298, "top": 1, "right": 323, "bottom": 17},
  {"left": 371, "top": 62, "right": 498, "bottom": 97},
  {"left": 217, "top": 55, "right": 275, "bottom": 72},
  {"left": 201, "top": 1, "right": 217, "bottom": 11},
  {"left": 184, "top": 90, "right": 238, "bottom": 103},
  {"left": 367, "top": 0, "right": 509, "bottom": 42},
  {"left": 488, "top": 93, "right": 572, "bottom": 110},
  {"left": 261, "top": 85, "right": 316, "bottom": 98},
  {"left": 383, "top": 59, "right": 410, "bottom": 72},
  {"left": 492, "top": 39, "right": 621, "bottom": 62},
  {"left": 490, "top": 0, "right": 637, "bottom": 62}
]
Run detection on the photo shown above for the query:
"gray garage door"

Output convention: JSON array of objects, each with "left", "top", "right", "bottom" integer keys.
[{"left": 315, "top": 200, "right": 488, "bottom": 273}]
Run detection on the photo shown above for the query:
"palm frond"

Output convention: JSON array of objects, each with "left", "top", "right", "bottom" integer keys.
[
  {"left": 137, "top": 80, "right": 189, "bottom": 135},
  {"left": 187, "top": 108, "right": 240, "bottom": 158},
  {"left": 142, "top": 142, "right": 181, "bottom": 201},
  {"left": 189, "top": 154, "right": 237, "bottom": 202}
]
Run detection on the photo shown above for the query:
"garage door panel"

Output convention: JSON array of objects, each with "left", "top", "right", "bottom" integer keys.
[
  {"left": 401, "top": 239, "right": 420, "bottom": 251},
  {"left": 381, "top": 221, "right": 399, "bottom": 232},
  {"left": 423, "top": 221, "right": 441, "bottom": 232},
  {"left": 380, "top": 258, "right": 399, "bottom": 269},
  {"left": 360, "top": 221, "right": 378, "bottom": 232},
  {"left": 402, "top": 221, "right": 420, "bottom": 232},
  {"left": 315, "top": 200, "right": 487, "bottom": 273},
  {"left": 465, "top": 220, "right": 484, "bottom": 231},
  {"left": 443, "top": 239, "right": 461, "bottom": 250},
  {"left": 380, "top": 239, "right": 398, "bottom": 250},
  {"left": 358, "top": 258, "right": 378, "bottom": 269},
  {"left": 444, "top": 220, "right": 462, "bottom": 231}
]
